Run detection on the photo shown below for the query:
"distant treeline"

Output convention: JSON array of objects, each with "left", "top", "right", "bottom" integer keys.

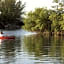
[
  {"left": 0, "top": 0, "right": 25, "bottom": 30},
  {"left": 23, "top": 0, "right": 64, "bottom": 33}
]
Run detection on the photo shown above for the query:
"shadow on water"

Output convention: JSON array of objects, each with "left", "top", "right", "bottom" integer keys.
[{"left": 0, "top": 29, "right": 64, "bottom": 64}]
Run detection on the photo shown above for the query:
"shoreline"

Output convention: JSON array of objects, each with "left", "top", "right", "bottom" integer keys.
[{"left": 34, "top": 31, "right": 64, "bottom": 36}]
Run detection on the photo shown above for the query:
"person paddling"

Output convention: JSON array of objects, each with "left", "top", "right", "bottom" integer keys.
[
  {"left": 1, "top": 31, "right": 3, "bottom": 34},
  {"left": 0, "top": 31, "right": 3, "bottom": 36}
]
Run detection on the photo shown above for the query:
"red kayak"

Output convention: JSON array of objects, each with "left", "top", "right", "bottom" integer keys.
[{"left": 0, "top": 36, "right": 15, "bottom": 39}]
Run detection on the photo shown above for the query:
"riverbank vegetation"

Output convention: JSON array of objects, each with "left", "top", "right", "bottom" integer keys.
[
  {"left": 0, "top": 0, "right": 24, "bottom": 30},
  {"left": 23, "top": 0, "right": 64, "bottom": 35}
]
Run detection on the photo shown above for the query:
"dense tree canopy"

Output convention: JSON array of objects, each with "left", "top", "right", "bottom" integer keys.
[
  {"left": 23, "top": 8, "right": 51, "bottom": 32},
  {"left": 23, "top": 3, "right": 64, "bottom": 32},
  {"left": 0, "top": 0, "right": 25, "bottom": 29}
]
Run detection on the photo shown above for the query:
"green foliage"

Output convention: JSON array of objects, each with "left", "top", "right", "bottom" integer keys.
[
  {"left": 23, "top": 0, "right": 64, "bottom": 32},
  {"left": 23, "top": 6, "right": 64, "bottom": 32},
  {"left": 52, "top": 0, "right": 64, "bottom": 11},
  {"left": 0, "top": 0, "right": 25, "bottom": 29},
  {"left": 23, "top": 8, "right": 51, "bottom": 32},
  {"left": 53, "top": 0, "right": 59, "bottom": 3}
]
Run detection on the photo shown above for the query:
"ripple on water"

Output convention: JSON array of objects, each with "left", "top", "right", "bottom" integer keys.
[{"left": 0, "top": 30, "right": 64, "bottom": 64}]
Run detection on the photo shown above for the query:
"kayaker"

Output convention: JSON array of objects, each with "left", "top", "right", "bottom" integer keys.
[
  {"left": 0, "top": 31, "right": 3, "bottom": 36},
  {"left": 1, "top": 31, "right": 3, "bottom": 34}
]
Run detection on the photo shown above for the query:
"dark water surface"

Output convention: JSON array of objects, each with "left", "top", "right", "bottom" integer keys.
[{"left": 0, "top": 29, "right": 64, "bottom": 64}]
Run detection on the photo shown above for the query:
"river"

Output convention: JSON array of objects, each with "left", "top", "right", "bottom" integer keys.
[{"left": 0, "top": 29, "right": 64, "bottom": 64}]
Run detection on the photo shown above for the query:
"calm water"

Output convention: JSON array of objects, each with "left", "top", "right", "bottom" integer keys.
[{"left": 0, "top": 29, "right": 64, "bottom": 64}]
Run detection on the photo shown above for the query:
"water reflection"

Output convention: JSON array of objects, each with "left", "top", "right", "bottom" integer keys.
[
  {"left": 0, "top": 37, "right": 21, "bottom": 64},
  {"left": 0, "top": 34, "right": 64, "bottom": 64},
  {"left": 23, "top": 35, "right": 64, "bottom": 64}
]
